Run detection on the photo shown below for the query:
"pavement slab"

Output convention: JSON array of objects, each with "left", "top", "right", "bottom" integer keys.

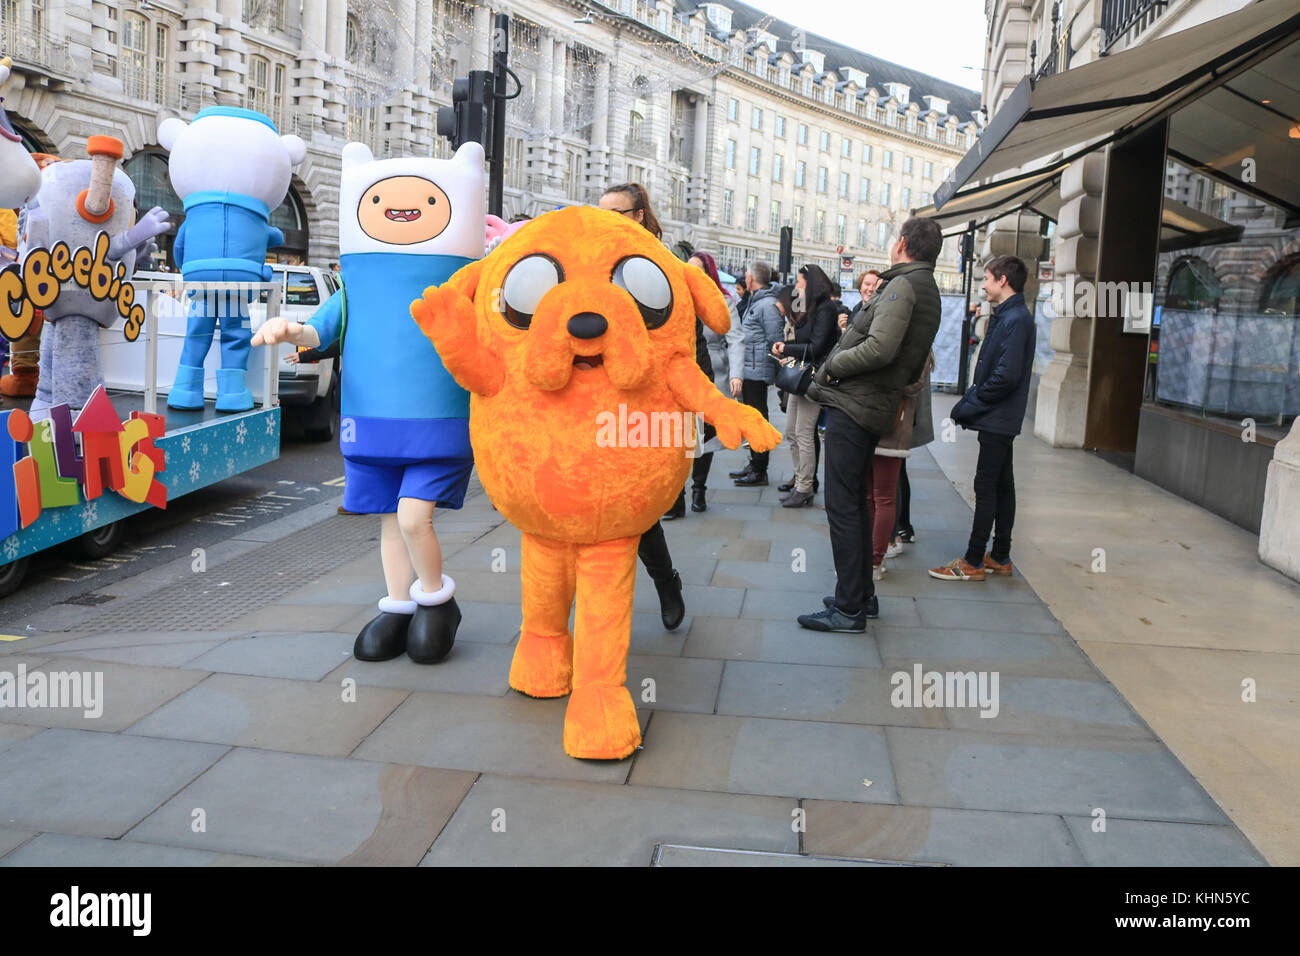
[
  {"left": 0, "top": 656, "right": 207, "bottom": 732},
  {"left": 685, "top": 616, "right": 883, "bottom": 668},
  {"left": 128, "top": 748, "right": 475, "bottom": 865},
  {"left": 885, "top": 726, "right": 1231, "bottom": 824},
  {"left": 0, "top": 728, "right": 226, "bottom": 838},
  {"left": 802, "top": 801, "right": 1085, "bottom": 866},
  {"left": 325, "top": 642, "right": 515, "bottom": 696},
  {"left": 185, "top": 631, "right": 356, "bottom": 681},
  {"left": 1060, "top": 816, "right": 1267, "bottom": 866},
  {"left": 422, "top": 775, "right": 798, "bottom": 866},
  {"left": 352, "top": 690, "right": 642, "bottom": 783},
  {"left": 126, "top": 673, "right": 409, "bottom": 758},
  {"left": 716, "top": 660, "right": 947, "bottom": 728},
  {"left": 629, "top": 712, "right": 898, "bottom": 804},
  {"left": 1, "top": 833, "right": 310, "bottom": 867}
]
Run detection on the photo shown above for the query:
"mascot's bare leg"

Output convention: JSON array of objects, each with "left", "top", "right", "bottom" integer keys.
[
  {"left": 398, "top": 496, "right": 459, "bottom": 664},
  {"left": 355, "top": 504, "right": 456, "bottom": 664},
  {"left": 509, "top": 533, "right": 575, "bottom": 699},
  {"left": 563, "top": 535, "right": 642, "bottom": 760}
]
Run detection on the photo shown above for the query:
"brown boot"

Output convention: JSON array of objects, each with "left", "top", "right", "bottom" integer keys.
[
  {"left": 983, "top": 554, "right": 1014, "bottom": 576},
  {"left": 0, "top": 369, "right": 38, "bottom": 398}
]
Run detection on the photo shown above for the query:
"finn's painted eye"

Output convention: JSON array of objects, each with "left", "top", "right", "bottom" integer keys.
[
  {"left": 611, "top": 256, "right": 672, "bottom": 329},
  {"left": 500, "top": 254, "right": 564, "bottom": 330},
  {"left": 371, "top": 195, "right": 380, "bottom": 204},
  {"left": 428, "top": 196, "right": 437, "bottom": 205}
]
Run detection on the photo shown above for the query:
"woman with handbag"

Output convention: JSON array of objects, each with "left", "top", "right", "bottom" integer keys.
[
  {"left": 771, "top": 264, "right": 838, "bottom": 508},
  {"left": 870, "top": 354, "right": 933, "bottom": 578}
]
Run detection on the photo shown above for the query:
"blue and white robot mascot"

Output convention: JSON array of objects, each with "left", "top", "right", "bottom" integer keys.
[
  {"left": 158, "top": 107, "right": 306, "bottom": 412},
  {"left": 253, "top": 141, "right": 485, "bottom": 664}
]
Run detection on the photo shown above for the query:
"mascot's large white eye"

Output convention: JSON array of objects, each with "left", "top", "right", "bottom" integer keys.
[
  {"left": 611, "top": 256, "right": 673, "bottom": 330},
  {"left": 500, "top": 254, "right": 564, "bottom": 330}
]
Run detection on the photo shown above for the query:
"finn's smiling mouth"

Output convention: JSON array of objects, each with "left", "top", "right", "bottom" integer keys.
[{"left": 385, "top": 208, "right": 423, "bottom": 222}]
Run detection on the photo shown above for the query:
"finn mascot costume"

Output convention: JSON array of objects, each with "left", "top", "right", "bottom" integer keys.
[
  {"left": 158, "top": 107, "right": 306, "bottom": 412},
  {"left": 253, "top": 141, "right": 485, "bottom": 663}
]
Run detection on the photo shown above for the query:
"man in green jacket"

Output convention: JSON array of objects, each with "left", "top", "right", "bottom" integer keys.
[{"left": 798, "top": 217, "right": 944, "bottom": 631}]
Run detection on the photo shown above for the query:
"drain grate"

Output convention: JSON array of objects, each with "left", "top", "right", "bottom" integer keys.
[
  {"left": 59, "top": 593, "right": 118, "bottom": 607},
  {"left": 650, "top": 844, "right": 946, "bottom": 867}
]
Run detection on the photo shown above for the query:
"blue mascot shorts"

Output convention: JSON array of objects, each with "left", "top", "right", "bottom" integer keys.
[{"left": 342, "top": 456, "right": 474, "bottom": 514}]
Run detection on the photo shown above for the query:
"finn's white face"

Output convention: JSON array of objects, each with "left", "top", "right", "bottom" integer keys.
[{"left": 338, "top": 141, "right": 485, "bottom": 258}]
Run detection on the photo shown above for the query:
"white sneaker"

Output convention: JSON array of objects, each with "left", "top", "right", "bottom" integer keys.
[
  {"left": 885, "top": 540, "right": 904, "bottom": 559},
  {"left": 873, "top": 560, "right": 886, "bottom": 581}
]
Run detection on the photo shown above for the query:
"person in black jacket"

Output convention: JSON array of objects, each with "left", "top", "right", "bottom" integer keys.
[
  {"left": 772, "top": 264, "right": 838, "bottom": 507},
  {"left": 930, "top": 254, "right": 1036, "bottom": 582}
]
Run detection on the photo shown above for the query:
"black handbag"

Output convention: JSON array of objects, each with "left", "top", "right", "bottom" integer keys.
[{"left": 774, "top": 356, "right": 814, "bottom": 396}]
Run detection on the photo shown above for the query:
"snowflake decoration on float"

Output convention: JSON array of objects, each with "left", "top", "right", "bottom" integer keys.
[
  {"left": 189, "top": 460, "right": 201, "bottom": 483},
  {"left": 235, "top": 421, "right": 247, "bottom": 445},
  {"left": 81, "top": 502, "right": 98, "bottom": 530},
  {"left": 265, "top": 415, "right": 276, "bottom": 436},
  {"left": 3, "top": 536, "right": 18, "bottom": 561},
  {"left": 181, "top": 435, "right": 192, "bottom": 454}
]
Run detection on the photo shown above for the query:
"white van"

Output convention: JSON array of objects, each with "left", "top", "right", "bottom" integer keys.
[{"left": 132, "top": 264, "right": 341, "bottom": 441}]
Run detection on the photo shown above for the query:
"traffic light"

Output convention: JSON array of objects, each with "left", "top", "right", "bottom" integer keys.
[
  {"left": 778, "top": 226, "right": 793, "bottom": 276},
  {"left": 437, "top": 69, "right": 493, "bottom": 153}
]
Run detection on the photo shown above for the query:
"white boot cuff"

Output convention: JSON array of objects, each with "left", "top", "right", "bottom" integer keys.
[
  {"left": 410, "top": 574, "right": 455, "bottom": 607},
  {"left": 378, "top": 596, "right": 417, "bottom": 615}
]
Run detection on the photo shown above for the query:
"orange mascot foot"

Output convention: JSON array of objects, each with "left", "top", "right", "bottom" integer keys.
[
  {"left": 508, "top": 630, "right": 574, "bottom": 698},
  {"left": 563, "top": 683, "right": 641, "bottom": 760}
]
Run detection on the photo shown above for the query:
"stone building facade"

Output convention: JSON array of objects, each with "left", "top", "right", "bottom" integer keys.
[{"left": 1, "top": 0, "right": 978, "bottom": 287}]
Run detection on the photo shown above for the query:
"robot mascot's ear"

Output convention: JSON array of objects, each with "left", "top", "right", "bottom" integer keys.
[
  {"left": 446, "top": 257, "right": 485, "bottom": 304},
  {"left": 157, "top": 116, "right": 187, "bottom": 152},
  {"left": 281, "top": 134, "right": 307, "bottom": 167},
  {"left": 680, "top": 261, "right": 732, "bottom": 335}
]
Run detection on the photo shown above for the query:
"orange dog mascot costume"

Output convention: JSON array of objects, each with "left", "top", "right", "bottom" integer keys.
[{"left": 411, "top": 206, "right": 781, "bottom": 759}]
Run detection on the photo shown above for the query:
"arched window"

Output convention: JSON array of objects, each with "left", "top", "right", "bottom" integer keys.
[
  {"left": 346, "top": 14, "right": 361, "bottom": 60},
  {"left": 1165, "top": 257, "right": 1222, "bottom": 311},
  {"left": 269, "top": 185, "right": 309, "bottom": 259},
  {"left": 123, "top": 150, "right": 185, "bottom": 267},
  {"left": 1259, "top": 254, "right": 1300, "bottom": 315}
]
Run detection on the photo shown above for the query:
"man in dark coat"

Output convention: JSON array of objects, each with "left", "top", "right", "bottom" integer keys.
[
  {"left": 796, "top": 218, "right": 945, "bottom": 631},
  {"left": 930, "top": 254, "right": 1035, "bottom": 582}
]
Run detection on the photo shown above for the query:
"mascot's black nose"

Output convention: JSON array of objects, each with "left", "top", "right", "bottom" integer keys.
[{"left": 567, "top": 312, "right": 608, "bottom": 339}]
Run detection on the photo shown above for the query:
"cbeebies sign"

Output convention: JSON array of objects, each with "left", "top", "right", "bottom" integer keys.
[{"left": 0, "top": 230, "right": 148, "bottom": 342}]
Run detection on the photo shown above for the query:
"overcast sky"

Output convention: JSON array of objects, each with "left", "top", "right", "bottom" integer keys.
[{"left": 752, "top": 0, "right": 989, "bottom": 92}]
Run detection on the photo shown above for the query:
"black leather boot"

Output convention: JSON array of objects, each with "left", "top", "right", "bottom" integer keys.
[
  {"left": 407, "top": 597, "right": 461, "bottom": 664},
  {"left": 354, "top": 612, "right": 411, "bottom": 661},
  {"left": 653, "top": 570, "right": 685, "bottom": 631},
  {"left": 663, "top": 490, "right": 686, "bottom": 521},
  {"left": 690, "top": 486, "right": 707, "bottom": 512}
]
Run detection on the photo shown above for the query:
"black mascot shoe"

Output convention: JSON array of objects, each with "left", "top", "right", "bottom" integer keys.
[
  {"left": 407, "top": 597, "right": 461, "bottom": 664},
  {"left": 354, "top": 612, "right": 411, "bottom": 661}
]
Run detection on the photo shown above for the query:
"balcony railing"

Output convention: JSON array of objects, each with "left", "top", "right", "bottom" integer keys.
[
  {"left": 1102, "top": 0, "right": 1170, "bottom": 53},
  {"left": 625, "top": 134, "right": 657, "bottom": 159},
  {"left": 0, "top": 20, "right": 75, "bottom": 76}
]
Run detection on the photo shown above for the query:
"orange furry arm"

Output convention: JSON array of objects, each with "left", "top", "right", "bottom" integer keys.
[
  {"left": 664, "top": 354, "right": 782, "bottom": 452},
  {"left": 410, "top": 285, "right": 506, "bottom": 397}
]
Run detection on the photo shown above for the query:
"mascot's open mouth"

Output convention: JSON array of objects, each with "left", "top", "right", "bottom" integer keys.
[
  {"left": 572, "top": 354, "right": 604, "bottom": 371},
  {"left": 385, "top": 208, "right": 422, "bottom": 222}
]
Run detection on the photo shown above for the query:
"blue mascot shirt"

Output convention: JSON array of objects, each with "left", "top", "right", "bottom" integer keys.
[
  {"left": 308, "top": 250, "right": 472, "bottom": 463},
  {"left": 175, "top": 190, "right": 283, "bottom": 283}
]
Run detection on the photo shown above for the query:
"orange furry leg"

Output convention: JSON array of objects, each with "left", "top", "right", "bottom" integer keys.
[
  {"left": 563, "top": 534, "right": 641, "bottom": 760},
  {"left": 509, "top": 532, "right": 576, "bottom": 698}
]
